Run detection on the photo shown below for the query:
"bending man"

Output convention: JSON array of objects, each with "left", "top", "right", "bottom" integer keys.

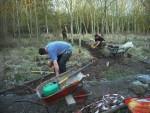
[{"left": 39, "top": 41, "right": 72, "bottom": 76}]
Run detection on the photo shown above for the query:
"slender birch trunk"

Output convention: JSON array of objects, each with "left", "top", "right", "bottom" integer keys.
[
  {"left": 12, "top": 2, "right": 16, "bottom": 38},
  {"left": 34, "top": 0, "right": 38, "bottom": 39},
  {"left": 29, "top": 5, "right": 33, "bottom": 37},
  {"left": 111, "top": 16, "right": 114, "bottom": 34},
  {"left": 43, "top": 0, "right": 49, "bottom": 34},
  {"left": 25, "top": 6, "right": 31, "bottom": 38},
  {"left": 16, "top": 0, "right": 21, "bottom": 38},
  {"left": 93, "top": 11, "right": 96, "bottom": 34},
  {"left": 91, "top": 13, "right": 94, "bottom": 33}
]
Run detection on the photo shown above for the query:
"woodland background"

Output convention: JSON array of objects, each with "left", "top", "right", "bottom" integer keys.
[{"left": 0, "top": 0, "right": 150, "bottom": 41}]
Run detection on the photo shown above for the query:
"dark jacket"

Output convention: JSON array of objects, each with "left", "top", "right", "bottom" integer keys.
[{"left": 95, "top": 34, "right": 105, "bottom": 42}]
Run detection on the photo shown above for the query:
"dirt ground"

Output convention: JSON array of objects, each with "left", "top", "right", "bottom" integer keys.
[
  {"left": 0, "top": 38, "right": 150, "bottom": 113},
  {"left": 0, "top": 56, "right": 149, "bottom": 113}
]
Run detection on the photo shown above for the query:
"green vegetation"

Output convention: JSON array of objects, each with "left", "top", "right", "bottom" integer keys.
[
  {"left": 1, "top": 0, "right": 150, "bottom": 40},
  {"left": 0, "top": 37, "right": 92, "bottom": 89},
  {"left": 0, "top": 1, "right": 149, "bottom": 112},
  {"left": 0, "top": 34, "right": 149, "bottom": 89}
]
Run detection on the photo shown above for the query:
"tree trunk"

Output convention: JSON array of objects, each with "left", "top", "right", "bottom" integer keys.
[
  {"left": 0, "top": 7, "right": 6, "bottom": 38},
  {"left": 34, "top": 0, "right": 39, "bottom": 39},
  {"left": 43, "top": 0, "right": 49, "bottom": 34},
  {"left": 12, "top": 1, "right": 16, "bottom": 38},
  {"left": 29, "top": 5, "right": 33, "bottom": 37},
  {"left": 25, "top": 6, "right": 32, "bottom": 38},
  {"left": 16, "top": 0, "right": 21, "bottom": 38},
  {"left": 69, "top": 0, "right": 74, "bottom": 43},
  {"left": 91, "top": 13, "right": 94, "bottom": 33},
  {"left": 70, "top": 14, "right": 73, "bottom": 43},
  {"left": 111, "top": 16, "right": 114, "bottom": 34}
]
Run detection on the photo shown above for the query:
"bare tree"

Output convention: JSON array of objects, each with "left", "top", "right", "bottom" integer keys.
[{"left": 34, "top": 0, "right": 39, "bottom": 38}]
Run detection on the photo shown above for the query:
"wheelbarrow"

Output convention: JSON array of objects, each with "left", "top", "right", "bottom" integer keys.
[
  {"left": 107, "top": 41, "right": 134, "bottom": 57},
  {"left": 6, "top": 62, "right": 93, "bottom": 113}
]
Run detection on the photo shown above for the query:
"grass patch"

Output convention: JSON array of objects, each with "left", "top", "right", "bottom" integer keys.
[
  {"left": 68, "top": 45, "right": 93, "bottom": 67},
  {"left": 0, "top": 38, "right": 93, "bottom": 89},
  {"left": 0, "top": 34, "right": 149, "bottom": 89}
]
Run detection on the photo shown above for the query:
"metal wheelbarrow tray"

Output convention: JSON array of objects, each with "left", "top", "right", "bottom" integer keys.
[
  {"left": 36, "top": 62, "right": 92, "bottom": 105},
  {"left": 107, "top": 41, "right": 134, "bottom": 56}
]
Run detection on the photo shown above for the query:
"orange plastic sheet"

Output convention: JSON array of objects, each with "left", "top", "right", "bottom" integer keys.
[{"left": 124, "top": 96, "right": 150, "bottom": 113}]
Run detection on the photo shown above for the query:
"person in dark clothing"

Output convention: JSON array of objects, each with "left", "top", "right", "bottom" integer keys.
[
  {"left": 39, "top": 41, "right": 72, "bottom": 76},
  {"left": 91, "top": 33, "right": 105, "bottom": 48},
  {"left": 62, "top": 26, "right": 68, "bottom": 40},
  {"left": 95, "top": 33, "right": 105, "bottom": 42}
]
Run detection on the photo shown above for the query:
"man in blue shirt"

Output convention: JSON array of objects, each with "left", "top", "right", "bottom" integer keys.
[{"left": 39, "top": 41, "right": 72, "bottom": 76}]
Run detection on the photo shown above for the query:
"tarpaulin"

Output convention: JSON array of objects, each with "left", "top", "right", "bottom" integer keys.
[{"left": 124, "top": 96, "right": 150, "bottom": 113}]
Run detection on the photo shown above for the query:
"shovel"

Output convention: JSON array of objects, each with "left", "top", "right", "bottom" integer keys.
[{"left": 31, "top": 70, "right": 54, "bottom": 74}]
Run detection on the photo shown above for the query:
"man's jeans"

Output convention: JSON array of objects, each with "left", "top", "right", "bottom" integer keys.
[{"left": 57, "top": 52, "right": 72, "bottom": 74}]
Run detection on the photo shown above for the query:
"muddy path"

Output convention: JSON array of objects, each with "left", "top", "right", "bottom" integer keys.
[{"left": 73, "top": 39, "right": 149, "bottom": 78}]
